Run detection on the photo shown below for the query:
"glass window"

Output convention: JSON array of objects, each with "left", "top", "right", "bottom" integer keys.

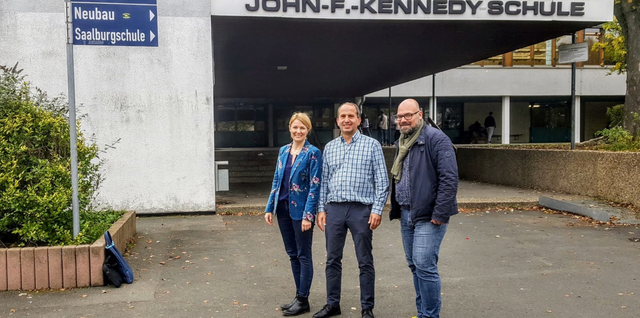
[
  {"left": 236, "top": 106, "right": 255, "bottom": 131},
  {"left": 216, "top": 105, "right": 236, "bottom": 131},
  {"left": 471, "top": 55, "right": 503, "bottom": 66},
  {"left": 255, "top": 106, "right": 266, "bottom": 131},
  {"left": 584, "top": 29, "right": 603, "bottom": 66}
]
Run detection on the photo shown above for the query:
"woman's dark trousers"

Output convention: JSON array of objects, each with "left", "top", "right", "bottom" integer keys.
[{"left": 277, "top": 202, "right": 314, "bottom": 297}]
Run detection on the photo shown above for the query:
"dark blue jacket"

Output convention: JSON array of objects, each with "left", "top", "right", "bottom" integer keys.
[{"left": 390, "top": 124, "right": 459, "bottom": 224}]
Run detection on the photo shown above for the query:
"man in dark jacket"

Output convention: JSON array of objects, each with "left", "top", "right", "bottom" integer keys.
[
  {"left": 484, "top": 111, "right": 496, "bottom": 144},
  {"left": 389, "top": 99, "right": 458, "bottom": 318}
]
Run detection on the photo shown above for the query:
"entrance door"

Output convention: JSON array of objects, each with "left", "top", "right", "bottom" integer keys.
[
  {"left": 529, "top": 101, "right": 571, "bottom": 143},
  {"left": 437, "top": 103, "right": 464, "bottom": 144}
]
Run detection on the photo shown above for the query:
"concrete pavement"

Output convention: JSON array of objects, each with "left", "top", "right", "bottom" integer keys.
[{"left": 1, "top": 209, "right": 639, "bottom": 318}]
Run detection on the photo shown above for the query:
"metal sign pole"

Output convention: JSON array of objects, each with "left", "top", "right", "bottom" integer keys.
[
  {"left": 65, "top": 0, "right": 81, "bottom": 237},
  {"left": 571, "top": 33, "right": 576, "bottom": 150},
  {"left": 388, "top": 87, "right": 392, "bottom": 144},
  {"left": 432, "top": 73, "right": 436, "bottom": 120}
]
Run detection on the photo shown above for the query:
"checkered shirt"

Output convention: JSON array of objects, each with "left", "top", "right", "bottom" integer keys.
[{"left": 319, "top": 131, "right": 389, "bottom": 215}]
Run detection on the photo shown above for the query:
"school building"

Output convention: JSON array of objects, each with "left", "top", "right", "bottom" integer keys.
[{"left": 0, "top": 0, "right": 619, "bottom": 213}]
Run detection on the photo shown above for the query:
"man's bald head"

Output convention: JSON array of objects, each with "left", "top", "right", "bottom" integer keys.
[
  {"left": 397, "top": 99, "right": 423, "bottom": 135},
  {"left": 398, "top": 99, "right": 420, "bottom": 113}
]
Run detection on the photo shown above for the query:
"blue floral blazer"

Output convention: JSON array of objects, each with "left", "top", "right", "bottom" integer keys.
[{"left": 265, "top": 141, "right": 323, "bottom": 222}]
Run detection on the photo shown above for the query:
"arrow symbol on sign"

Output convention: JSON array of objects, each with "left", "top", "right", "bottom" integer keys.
[
  {"left": 149, "top": 10, "right": 155, "bottom": 21},
  {"left": 150, "top": 31, "right": 156, "bottom": 42}
]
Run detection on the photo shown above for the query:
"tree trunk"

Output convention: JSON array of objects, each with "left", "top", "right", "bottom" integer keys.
[{"left": 616, "top": 1, "right": 640, "bottom": 139}]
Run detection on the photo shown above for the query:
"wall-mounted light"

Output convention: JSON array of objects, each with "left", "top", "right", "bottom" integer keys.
[{"left": 277, "top": 66, "right": 288, "bottom": 71}]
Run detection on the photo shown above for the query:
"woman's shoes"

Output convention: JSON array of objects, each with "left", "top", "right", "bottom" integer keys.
[
  {"left": 280, "top": 297, "right": 297, "bottom": 311},
  {"left": 283, "top": 296, "right": 310, "bottom": 316}
]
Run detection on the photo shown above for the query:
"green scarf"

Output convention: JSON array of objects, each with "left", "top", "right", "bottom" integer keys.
[{"left": 391, "top": 119, "right": 424, "bottom": 183}]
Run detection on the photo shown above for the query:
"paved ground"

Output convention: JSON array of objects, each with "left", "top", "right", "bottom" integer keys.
[{"left": 2, "top": 210, "right": 640, "bottom": 318}]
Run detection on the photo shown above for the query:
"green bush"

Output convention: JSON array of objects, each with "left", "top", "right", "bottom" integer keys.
[
  {"left": 0, "top": 64, "right": 121, "bottom": 247},
  {"left": 593, "top": 104, "right": 640, "bottom": 152},
  {"left": 606, "top": 104, "right": 625, "bottom": 128}
]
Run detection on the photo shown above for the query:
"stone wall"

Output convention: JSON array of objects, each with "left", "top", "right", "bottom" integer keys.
[{"left": 457, "top": 148, "right": 640, "bottom": 207}]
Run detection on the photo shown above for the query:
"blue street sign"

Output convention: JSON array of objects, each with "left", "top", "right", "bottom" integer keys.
[
  {"left": 75, "top": 0, "right": 157, "bottom": 4},
  {"left": 71, "top": 1, "right": 158, "bottom": 46}
]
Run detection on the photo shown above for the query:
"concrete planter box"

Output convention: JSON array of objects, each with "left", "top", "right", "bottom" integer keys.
[
  {"left": 0, "top": 211, "right": 136, "bottom": 291},
  {"left": 457, "top": 148, "right": 640, "bottom": 207}
]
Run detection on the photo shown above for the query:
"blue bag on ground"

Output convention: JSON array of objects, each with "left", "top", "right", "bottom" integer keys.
[{"left": 104, "top": 231, "right": 134, "bottom": 284}]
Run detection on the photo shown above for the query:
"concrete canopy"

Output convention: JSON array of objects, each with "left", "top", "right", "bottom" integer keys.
[{"left": 211, "top": 1, "right": 613, "bottom": 99}]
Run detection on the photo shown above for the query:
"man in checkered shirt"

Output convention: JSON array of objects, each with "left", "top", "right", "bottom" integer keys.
[{"left": 314, "top": 102, "right": 389, "bottom": 318}]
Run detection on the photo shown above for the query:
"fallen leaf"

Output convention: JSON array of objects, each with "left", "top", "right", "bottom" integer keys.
[
  {"left": 82, "top": 294, "right": 88, "bottom": 298},
  {"left": 242, "top": 304, "right": 248, "bottom": 307},
  {"left": 159, "top": 262, "right": 166, "bottom": 265},
  {"left": 233, "top": 301, "right": 239, "bottom": 305}
]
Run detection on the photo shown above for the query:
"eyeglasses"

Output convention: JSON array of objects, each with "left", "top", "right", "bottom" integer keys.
[{"left": 396, "top": 111, "right": 420, "bottom": 121}]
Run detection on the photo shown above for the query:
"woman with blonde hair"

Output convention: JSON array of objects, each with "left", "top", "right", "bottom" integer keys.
[{"left": 265, "top": 112, "right": 323, "bottom": 316}]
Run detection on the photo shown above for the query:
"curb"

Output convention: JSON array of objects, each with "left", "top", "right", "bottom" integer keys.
[
  {"left": 539, "top": 197, "right": 611, "bottom": 222},
  {"left": 216, "top": 200, "right": 540, "bottom": 214}
]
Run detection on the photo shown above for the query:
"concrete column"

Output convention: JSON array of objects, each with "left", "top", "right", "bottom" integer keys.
[
  {"left": 502, "top": 96, "right": 511, "bottom": 145},
  {"left": 428, "top": 97, "right": 437, "bottom": 120},
  {"left": 574, "top": 96, "right": 581, "bottom": 144}
]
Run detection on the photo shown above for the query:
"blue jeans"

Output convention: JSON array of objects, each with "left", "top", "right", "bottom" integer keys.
[
  {"left": 379, "top": 129, "right": 389, "bottom": 144},
  {"left": 277, "top": 202, "right": 314, "bottom": 298},
  {"left": 400, "top": 207, "right": 448, "bottom": 318}
]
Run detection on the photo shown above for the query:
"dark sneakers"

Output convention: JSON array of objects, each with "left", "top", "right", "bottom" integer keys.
[
  {"left": 361, "top": 309, "right": 374, "bottom": 318},
  {"left": 283, "top": 296, "right": 310, "bottom": 316},
  {"left": 312, "top": 304, "right": 342, "bottom": 318}
]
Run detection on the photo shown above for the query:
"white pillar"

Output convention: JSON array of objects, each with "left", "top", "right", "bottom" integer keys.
[
  {"left": 502, "top": 96, "right": 511, "bottom": 145},
  {"left": 574, "top": 95, "right": 581, "bottom": 144},
  {"left": 428, "top": 97, "right": 437, "bottom": 120}
]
